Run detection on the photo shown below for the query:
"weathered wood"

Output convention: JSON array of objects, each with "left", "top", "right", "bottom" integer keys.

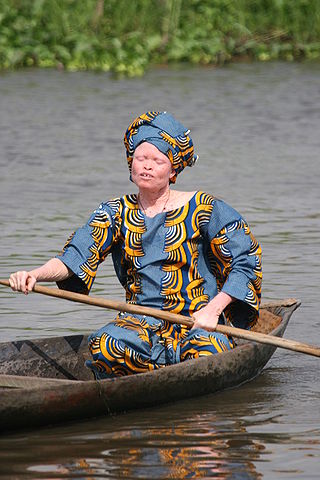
[
  {"left": 216, "top": 324, "right": 320, "bottom": 357},
  {"left": 0, "top": 374, "right": 83, "bottom": 389},
  {"left": 1, "top": 280, "right": 317, "bottom": 356},
  {"left": 0, "top": 299, "right": 301, "bottom": 432}
]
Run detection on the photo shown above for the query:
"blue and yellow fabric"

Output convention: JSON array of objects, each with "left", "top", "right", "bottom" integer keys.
[
  {"left": 57, "top": 192, "right": 262, "bottom": 378},
  {"left": 86, "top": 313, "right": 233, "bottom": 379},
  {"left": 124, "top": 111, "right": 198, "bottom": 184}
]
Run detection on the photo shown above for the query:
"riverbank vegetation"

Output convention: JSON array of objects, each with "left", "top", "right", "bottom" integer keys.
[{"left": 1, "top": 0, "right": 319, "bottom": 76}]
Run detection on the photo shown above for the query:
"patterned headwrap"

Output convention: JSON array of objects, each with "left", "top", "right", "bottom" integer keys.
[{"left": 124, "top": 111, "right": 198, "bottom": 184}]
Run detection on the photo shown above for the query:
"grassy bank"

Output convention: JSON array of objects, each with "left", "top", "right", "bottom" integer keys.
[{"left": 0, "top": 0, "right": 319, "bottom": 76}]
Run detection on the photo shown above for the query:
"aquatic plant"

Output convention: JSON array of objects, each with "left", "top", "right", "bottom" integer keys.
[{"left": 0, "top": 0, "right": 319, "bottom": 75}]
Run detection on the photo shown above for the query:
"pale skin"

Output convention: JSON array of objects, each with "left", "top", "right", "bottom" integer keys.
[{"left": 9, "top": 141, "right": 233, "bottom": 331}]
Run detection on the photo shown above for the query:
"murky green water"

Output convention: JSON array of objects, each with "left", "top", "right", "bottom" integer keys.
[{"left": 0, "top": 62, "right": 319, "bottom": 478}]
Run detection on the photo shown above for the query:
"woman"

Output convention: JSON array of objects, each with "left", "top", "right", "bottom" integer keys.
[{"left": 9, "top": 111, "right": 262, "bottom": 379}]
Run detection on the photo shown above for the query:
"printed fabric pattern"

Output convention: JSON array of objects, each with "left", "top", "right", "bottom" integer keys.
[
  {"left": 57, "top": 191, "right": 262, "bottom": 376},
  {"left": 85, "top": 313, "right": 234, "bottom": 379},
  {"left": 57, "top": 191, "right": 262, "bottom": 327}
]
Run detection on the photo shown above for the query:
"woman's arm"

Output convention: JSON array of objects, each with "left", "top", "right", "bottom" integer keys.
[
  {"left": 9, "top": 258, "right": 71, "bottom": 294},
  {"left": 199, "top": 199, "right": 262, "bottom": 331}
]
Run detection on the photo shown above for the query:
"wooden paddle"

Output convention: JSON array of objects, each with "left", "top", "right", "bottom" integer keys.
[{"left": 1, "top": 279, "right": 319, "bottom": 357}]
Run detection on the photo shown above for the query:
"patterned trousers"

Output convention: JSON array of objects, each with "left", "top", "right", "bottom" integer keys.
[{"left": 86, "top": 313, "right": 234, "bottom": 379}]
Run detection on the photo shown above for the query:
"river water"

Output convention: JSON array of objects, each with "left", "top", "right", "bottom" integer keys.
[{"left": 0, "top": 62, "right": 319, "bottom": 478}]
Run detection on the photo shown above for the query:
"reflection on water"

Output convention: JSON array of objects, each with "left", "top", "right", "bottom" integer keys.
[
  {"left": 0, "top": 62, "right": 320, "bottom": 478},
  {"left": 1, "top": 368, "right": 320, "bottom": 479},
  {"left": 1, "top": 373, "right": 319, "bottom": 479},
  {"left": 2, "top": 394, "right": 266, "bottom": 479}
]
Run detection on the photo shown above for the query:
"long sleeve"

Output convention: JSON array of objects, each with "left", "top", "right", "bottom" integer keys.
[
  {"left": 206, "top": 199, "right": 262, "bottom": 328},
  {"left": 56, "top": 201, "right": 120, "bottom": 293}
]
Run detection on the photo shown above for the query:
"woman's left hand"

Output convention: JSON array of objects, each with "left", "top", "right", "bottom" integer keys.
[
  {"left": 191, "top": 304, "right": 220, "bottom": 331},
  {"left": 191, "top": 292, "right": 234, "bottom": 332}
]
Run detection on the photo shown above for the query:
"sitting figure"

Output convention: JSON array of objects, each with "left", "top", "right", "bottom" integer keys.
[{"left": 9, "top": 111, "right": 262, "bottom": 379}]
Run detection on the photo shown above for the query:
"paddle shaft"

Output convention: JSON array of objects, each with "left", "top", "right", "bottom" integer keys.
[{"left": 1, "top": 279, "right": 319, "bottom": 358}]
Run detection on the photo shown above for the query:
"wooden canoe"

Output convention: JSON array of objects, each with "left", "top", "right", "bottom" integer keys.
[{"left": 0, "top": 298, "right": 300, "bottom": 432}]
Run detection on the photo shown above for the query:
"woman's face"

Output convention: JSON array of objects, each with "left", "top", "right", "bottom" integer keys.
[{"left": 131, "top": 142, "right": 174, "bottom": 192}]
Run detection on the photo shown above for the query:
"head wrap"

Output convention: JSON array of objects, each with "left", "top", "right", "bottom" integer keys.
[{"left": 124, "top": 111, "right": 198, "bottom": 184}]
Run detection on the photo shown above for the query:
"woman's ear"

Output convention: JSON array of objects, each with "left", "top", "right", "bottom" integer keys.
[{"left": 170, "top": 169, "right": 175, "bottom": 179}]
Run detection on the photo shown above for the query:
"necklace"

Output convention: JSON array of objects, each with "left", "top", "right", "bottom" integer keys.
[{"left": 138, "top": 191, "right": 171, "bottom": 216}]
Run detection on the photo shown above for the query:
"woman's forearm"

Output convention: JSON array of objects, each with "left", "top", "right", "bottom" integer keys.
[
  {"left": 30, "top": 258, "right": 71, "bottom": 282},
  {"left": 9, "top": 258, "right": 72, "bottom": 294},
  {"left": 205, "top": 291, "right": 234, "bottom": 316}
]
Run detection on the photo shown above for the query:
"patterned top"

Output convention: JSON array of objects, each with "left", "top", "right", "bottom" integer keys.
[{"left": 57, "top": 192, "right": 262, "bottom": 329}]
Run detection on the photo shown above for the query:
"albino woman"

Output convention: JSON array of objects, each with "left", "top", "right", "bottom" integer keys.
[{"left": 9, "top": 112, "right": 262, "bottom": 379}]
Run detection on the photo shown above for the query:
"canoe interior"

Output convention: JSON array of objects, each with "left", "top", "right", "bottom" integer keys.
[{"left": 0, "top": 299, "right": 300, "bottom": 386}]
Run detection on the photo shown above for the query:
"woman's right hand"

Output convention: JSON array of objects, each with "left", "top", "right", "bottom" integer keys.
[{"left": 9, "top": 271, "right": 37, "bottom": 295}]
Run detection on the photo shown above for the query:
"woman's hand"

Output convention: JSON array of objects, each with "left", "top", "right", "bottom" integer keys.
[
  {"left": 9, "top": 271, "right": 37, "bottom": 295},
  {"left": 191, "top": 292, "right": 234, "bottom": 332},
  {"left": 192, "top": 303, "right": 221, "bottom": 331}
]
